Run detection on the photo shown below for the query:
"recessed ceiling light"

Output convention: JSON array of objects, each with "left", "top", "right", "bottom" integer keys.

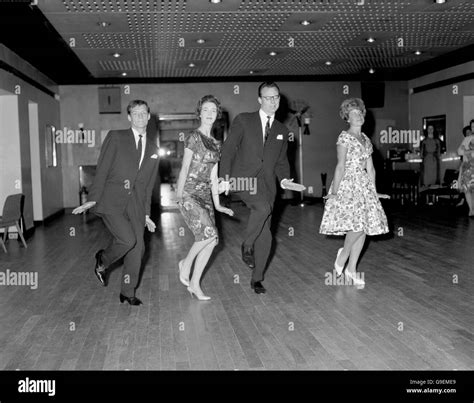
[
  {"left": 369, "top": 68, "right": 375, "bottom": 74},
  {"left": 366, "top": 37, "right": 376, "bottom": 43},
  {"left": 300, "top": 20, "right": 311, "bottom": 26},
  {"left": 98, "top": 21, "right": 110, "bottom": 27},
  {"left": 249, "top": 70, "right": 254, "bottom": 74},
  {"left": 196, "top": 39, "right": 206, "bottom": 44},
  {"left": 269, "top": 51, "right": 277, "bottom": 56},
  {"left": 113, "top": 52, "right": 121, "bottom": 58},
  {"left": 414, "top": 50, "right": 422, "bottom": 55},
  {"left": 435, "top": 0, "right": 446, "bottom": 4},
  {"left": 209, "top": 0, "right": 221, "bottom": 3},
  {"left": 189, "top": 63, "right": 196, "bottom": 68},
  {"left": 121, "top": 72, "right": 127, "bottom": 76},
  {"left": 325, "top": 61, "right": 332, "bottom": 66}
]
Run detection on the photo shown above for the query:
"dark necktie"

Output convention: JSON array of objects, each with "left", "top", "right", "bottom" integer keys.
[
  {"left": 264, "top": 115, "right": 271, "bottom": 143},
  {"left": 137, "top": 134, "right": 143, "bottom": 166}
]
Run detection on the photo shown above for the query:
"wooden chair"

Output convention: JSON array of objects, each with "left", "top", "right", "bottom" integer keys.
[{"left": 0, "top": 194, "right": 27, "bottom": 253}]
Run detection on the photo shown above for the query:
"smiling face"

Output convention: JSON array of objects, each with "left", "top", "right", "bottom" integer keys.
[
  {"left": 258, "top": 85, "right": 280, "bottom": 116},
  {"left": 200, "top": 101, "right": 218, "bottom": 126},
  {"left": 347, "top": 108, "right": 365, "bottom": 127},
  {"left": 128, "top": 105, "right": 150, "bottom": 131}
]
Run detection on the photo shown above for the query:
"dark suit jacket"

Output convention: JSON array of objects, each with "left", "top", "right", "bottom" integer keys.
[
  {"left": 89, "top": 129, "right": 159, "bottom": 216},
  {"left": 220, "top": 111, "right": 290, "bottom": 202}
]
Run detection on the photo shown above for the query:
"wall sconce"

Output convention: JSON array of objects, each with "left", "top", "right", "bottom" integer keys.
[{"left": 303, "top": 117, "right": 311, "bottom": 135}]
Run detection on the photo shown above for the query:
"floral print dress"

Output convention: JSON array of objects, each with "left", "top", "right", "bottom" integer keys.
[
  {"left": 179, "top": 130, "right": 221, "bottom": 241},
  {"left": 319, "top": 131, "right": 389, "bottom": 236}
]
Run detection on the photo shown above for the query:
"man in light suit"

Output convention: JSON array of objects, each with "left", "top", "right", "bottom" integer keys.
[
  {"left": 220, "top": 82, "right": 304, "bottom": 294},
  {"left": 73, "top": 100, "right": 159, "bottom": 305}
]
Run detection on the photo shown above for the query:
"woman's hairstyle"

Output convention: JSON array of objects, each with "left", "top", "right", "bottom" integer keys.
[
  {"left": 127, "top": 99, "right": 150, "bottom": 114},
  {"left": 463, "top": 125, "right": 472, "bottom": 137},
  {"left": 339, "top": 98, "right": 366, "bottom": 121},
  {"left": 196, "top": 95, "right": 222, "bottom": 119}
]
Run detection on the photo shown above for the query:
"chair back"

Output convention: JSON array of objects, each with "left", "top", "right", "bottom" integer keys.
[{"left": 1, "top": 194, "right": 24, "bottom": 225}]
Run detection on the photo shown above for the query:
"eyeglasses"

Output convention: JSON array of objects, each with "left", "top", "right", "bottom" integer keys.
[{"left": 261, "top": 95, "right": 280, "bottom": 102}]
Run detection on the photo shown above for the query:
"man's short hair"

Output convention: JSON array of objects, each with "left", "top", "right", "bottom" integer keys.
[
  {"left": 127, "top": 100, "right": 150, "bottom": 114},
  {"left": 258, "top": 82, "right": 280, "bottom": 97}
]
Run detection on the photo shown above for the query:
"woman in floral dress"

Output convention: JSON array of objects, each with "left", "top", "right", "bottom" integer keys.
[
  {"left": 320, "top": 98, "right": 389, "bottom": 286},
  {"left": 176, "top": 95, "right": 234, "bottom": 300},
  {"left": 457, "top": 134, "right": 474, "bottom": 216}
]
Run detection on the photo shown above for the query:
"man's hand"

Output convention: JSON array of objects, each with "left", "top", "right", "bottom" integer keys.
[
  {"left": 377, "top": 193, "right": 391, "bottom": 199},
  {"left": 72, "top": 201, "right": 96, "bottom": 214},
  {"left": 145, "top": 215, "right": 156, "bottom": 232},
  {"left": 219, "top": 180, "right": 231, "bottom": 195},
  {"left": 281, "top": 179, "right": 306, "bottom": 192}
]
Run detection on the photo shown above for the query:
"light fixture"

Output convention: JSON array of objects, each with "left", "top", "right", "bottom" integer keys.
[
  {"left": 98, "top": 21, "right": 110, "bottom": 27},
  {"left": 369, "top": 68, "right": 375, "bottom": 74},
  {"left": 249, "top": 70, "right": 254, "bottom": 74},
  {"left": 121, "top": 72, "right": 127, "bottom": 76},
  {"left": 366, "top": 37, "right": 376, "bottom": 43},
  {"left": 300, "top": 20, "right": 311, "bottom": 26},
  {"left": 112, "top": 52, "right": 121, "bottom": 58},
  {"left": 435, "top": 0, "right": 446, "bottom": 4},
  {"left": 209, "top": 0, "right": 221, "bottom": 3},
  {"left": 414, "top": 50, "right": 422, "bottom": 55},
  {"left": 325, "top": 61, "right": 332, "bottom": 66},
  {"left": 189, "top": 63, "right": 196, "bottom": 67},
  {"left": 269, "top": 51, "right": 277, "bottom": 56},
  {"left": 196, "top": 39, "right": 206, "bottom": 44}
]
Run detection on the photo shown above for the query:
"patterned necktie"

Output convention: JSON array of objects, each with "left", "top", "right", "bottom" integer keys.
[
  {"left": 264, "top": 115, "right": 271, "bottom": 143},
  {"left": 137, "top": 134, "right": 143, "bottom": 166}
]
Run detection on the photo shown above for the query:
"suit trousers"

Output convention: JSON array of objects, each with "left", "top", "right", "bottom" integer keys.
[
  {"left": 240, "top": 179, "right": 273, "bottom": 282},
  {"left": 99, "top": 194, "right": 145, "bottom": 297}
]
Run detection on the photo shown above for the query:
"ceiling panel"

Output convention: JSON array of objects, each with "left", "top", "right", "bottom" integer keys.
[{"left": 31, "top": 0, "right": 474, "bottom": 81}]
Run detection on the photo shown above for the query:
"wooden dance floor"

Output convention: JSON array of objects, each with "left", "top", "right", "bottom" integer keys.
[{"left": 0, "top": 201, "right": 472, "bottom": 370}]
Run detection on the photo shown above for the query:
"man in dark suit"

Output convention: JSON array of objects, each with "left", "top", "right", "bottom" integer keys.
[
  {"left": 73, "top": 100, "right": 159, "bottom": 305},
  {"left": 220, "top": 82, "right": 304, "bottom": 294}
]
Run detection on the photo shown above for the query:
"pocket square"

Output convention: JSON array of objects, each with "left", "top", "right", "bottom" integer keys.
[
  {"left": 151, "top": 154, "right": 158, "bottom": 159},
  {"left": 276, "top": 134, "right": 284, "bottom": 140}
]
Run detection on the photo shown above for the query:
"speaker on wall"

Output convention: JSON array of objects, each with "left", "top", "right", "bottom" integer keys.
[
  {"left": 98, "top": 87, "right": 121, "bottom": 114},
  {"left": 361, "top": 81, "right": 385, "bottom": 108}
]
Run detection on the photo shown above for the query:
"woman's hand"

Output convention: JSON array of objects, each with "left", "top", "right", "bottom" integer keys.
[
  {"left": 323, "top": 193, "right": 337, "bottom": 200},
  {"left": 215, "top": 205, "right": 234, "bottom": 216},
  {"left": 72, "top": 201, "right": 96, "bottom": 214},
  {"left": 377, "top": 193, "right": 391, "bottom": 199}
]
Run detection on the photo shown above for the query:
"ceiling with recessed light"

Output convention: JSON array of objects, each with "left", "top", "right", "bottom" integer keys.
[{"left": 2, "top": 0, "right": 474, "bottom": 83}]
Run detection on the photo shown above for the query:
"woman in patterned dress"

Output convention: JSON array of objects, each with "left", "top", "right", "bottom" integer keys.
[
  {"left": 457, "top": 134, "right": 474, "bottom": 216},
  {"left": 176, "top": 95, "right": 234, "bottom": 300},
  {"left": 319, "top": 98, "right": 390, "bottom": 286}
]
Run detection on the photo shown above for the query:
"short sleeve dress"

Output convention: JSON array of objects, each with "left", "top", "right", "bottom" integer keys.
[
  {"left": 178, "top": 130, "right": 221, "bottom": 242},
  {"left": 319, "top": 131, "right": 389, "bottom": 236}
]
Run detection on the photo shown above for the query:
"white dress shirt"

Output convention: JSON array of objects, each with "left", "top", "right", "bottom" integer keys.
[
  {"left": 132, "top": 127, "right": 146, "bottom": 168},
  {"left": 259, "top": 109, "right": 274, "bottom": 144}
]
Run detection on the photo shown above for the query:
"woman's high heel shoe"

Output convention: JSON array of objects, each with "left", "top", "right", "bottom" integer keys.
[
  {"left": 334, "top": 248, "right": 344, "bottom": 277},
  {"left": 187, "top": 286, "right": 211, "bottom": 301},
  {"left": 178, "top": 260, "right": 190, "bottom": 287},
  {"left": 345, "top": 270, "right": 365, "bottom": 286}
]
